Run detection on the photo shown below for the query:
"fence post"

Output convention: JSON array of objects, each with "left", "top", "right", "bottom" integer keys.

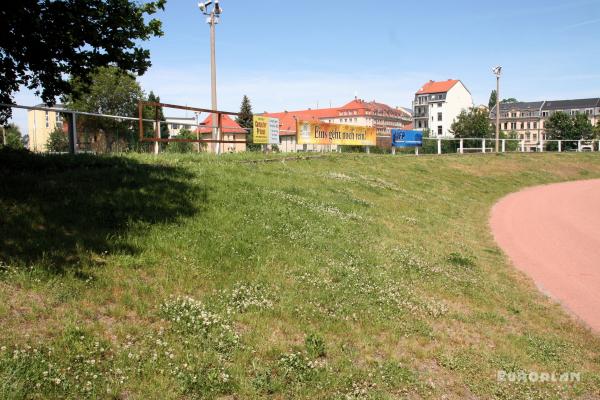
[
  {"left": 482, "top": 139, "right": 486, "bottom": 153},
  {"left": 67, "top": 112, "right": 77, "bottom": 154},
  {"left": 391, "top": 147, "right": 396, "bottom": 155},
  {"left": 154, "top": 121, "right": 160, "bottom": 155},
  {"left": 502, "top": 139, "right": 506, "bottom": 153},
  {"left": 521, "top": 140, "right": 525, "bottom": 152},
  {"left": 558, "top": 140, "right": 562, "bottom": 152},
  {"left": 539, "top": 136, "right": 544, "bottom": 152},
  {"left": 437, "top": 138, "right": 442, "bottom": 155},
  {"left": 365, "top": 146, "right": 370, "bottom": 154},
  {"left": 415, "top": 147, "right": 419, "bottom": 156},
  {"left": 459, "top": 138, "right": 464, "bottom": 154},
  {"left": 578, "top": 140, "right": 582, "bottom": 152}
]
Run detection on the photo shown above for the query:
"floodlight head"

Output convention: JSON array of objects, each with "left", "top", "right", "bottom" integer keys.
[
  {"left": 492, "top": 66, "right": 502, "bottom": 76},
  {"left": 214, "top": 0, "right": 222, "bottom": 15},
  {"left": 198, "top": 1, "right": 212, "bottom": 13}
]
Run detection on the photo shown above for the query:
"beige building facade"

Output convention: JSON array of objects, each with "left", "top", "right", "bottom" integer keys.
[
  {"left": 27, "top": 105, "right": 65, "bottom": 152},
  {"left": 490, "top": 98, "right": 600, "bottom": 151}
]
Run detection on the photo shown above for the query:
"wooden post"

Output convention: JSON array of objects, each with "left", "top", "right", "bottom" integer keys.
[
  {"left": 437, "top": 138, "right": 442, "bottom": 155},
  {"left": 578, "top": 140, "right": 582, "bottom": 152},
  {"left": 502, "top": 139, "right": 506, "bottom": 153},
  {"left": 415, "top": 147, "right": 419, "bottom": 156},
  {"left": 558, "top": 140, "right": 562, "bottom": 152},
  {"left": 391, "top": 147, "right": 396, "bottom": 155},
  {"left": 459, "top": 138, "right": 464, "bottom": 154},
  {"left": 365, "top": 146, "right": 370, "bottom": 154},
  {"left": 521, "top": 140, "right": 525, "bottom": 152},
  {"left": 482, "top": 139, "right": 486, "bottom": 153}
]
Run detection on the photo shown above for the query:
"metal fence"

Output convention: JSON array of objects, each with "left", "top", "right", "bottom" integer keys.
[{"left": 4, "top": 103, "right": 599, "bottom": 155}]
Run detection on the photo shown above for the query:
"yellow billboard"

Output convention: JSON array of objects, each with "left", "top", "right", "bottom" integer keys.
[
  {"left": 253, "top": 116, "right": 280, "bottom": 144},
  {"left": 297, "top": 120, "right": 376, "bottom": 146}
]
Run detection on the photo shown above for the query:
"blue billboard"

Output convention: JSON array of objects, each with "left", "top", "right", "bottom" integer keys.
[{"left": 392, "top": 130, "right": 423, "bottom": 148}]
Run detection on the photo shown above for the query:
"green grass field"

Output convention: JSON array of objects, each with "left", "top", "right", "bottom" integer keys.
[{"left": 2, "top": 149, "right": 600, "bottom": 399}]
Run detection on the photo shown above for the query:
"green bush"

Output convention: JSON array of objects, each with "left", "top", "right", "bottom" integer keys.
[{"left": 46, "top": 128, "right": 69, "bottom": 152}]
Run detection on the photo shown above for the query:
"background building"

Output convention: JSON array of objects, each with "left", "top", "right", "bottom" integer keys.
[
  {"left": 413, "top": 80, "right": 473, "bottom": 137},
  {"left": 263, "top": 98, "right": 412, "bottom": 152},
  {"left": 196, "top": 114, "right": 246, "bottom": 153},
  {"left": 164, "top": 116, "right": 198, "bottom": 137},
  {"left": 489, "top": 98, "right": 600, "bottom": 151},
  {"left": 27, "top": 104, "right": 65, "bottom": 152}
]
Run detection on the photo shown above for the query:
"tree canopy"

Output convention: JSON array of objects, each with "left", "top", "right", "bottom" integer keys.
[
  {"left": 1, "top": 123, "right": 24, "bottom": 149},
  {"left": 450, "top": 108, "right": 493, "bottom": 138},
  {"left": 488, "top": 90, "right": 497, "bottom": 110},
  {"left": 0, "top": 0, "right": 166, "bottom": 123},
  {"left": 545, "top": 112, "right": 594, "bottom": 142}
]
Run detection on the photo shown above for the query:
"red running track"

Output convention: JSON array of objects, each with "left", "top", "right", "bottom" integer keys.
[{"left": 490, "top": 179, "right": 600, "bottom": 333}]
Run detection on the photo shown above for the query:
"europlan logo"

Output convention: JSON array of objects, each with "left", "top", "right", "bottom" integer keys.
[{"left": 497, "top": 370, "right": 581, "bottom": 383}]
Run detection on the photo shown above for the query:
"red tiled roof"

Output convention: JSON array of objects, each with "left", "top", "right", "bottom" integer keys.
[
  {"left": 338, "top": 99, "right": 410, "bottom": 118},
  {"left": 416, "top": 79, "right": 459, "bottom": 94},
  {"left": 196, "top": 114, "right": 246, "bottom": 134},
  {"left": 263, "top": 99, "right": 411, "bottom": 136},
  {"left": 263, "top": 108, "right": 338, "bottom": 136}
]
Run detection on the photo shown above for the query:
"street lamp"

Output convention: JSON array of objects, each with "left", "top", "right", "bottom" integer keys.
[
  {"left": 198, "top": 0, "right": 222, "bottom": 154},
  {"left": 492, "top": 66, "right": 502, "bottom": 153}
]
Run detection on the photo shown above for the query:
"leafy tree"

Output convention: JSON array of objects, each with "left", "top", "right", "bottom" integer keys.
[
  {"left": 450, "top": 108, "right": 492, "bottom": 138},
  {"left": 1, "top": 123, "right": 24, "bottom": 149},
  {"left": 488, "top": 90, "right": 497, "bottom": 110},
  {"left": 501, "top": 98, "right": 518, "bottom": 104},
  {"left": 594, "top": 121, "right": 600, "bottom": 139},
  {"left": 0, "top": 0, "right": 166, "bottom": 123},
  {"left": 46, "top": 127, "right": 69, "bottom": 152},
  {"left": 572, "top": 113, "right": 593, "bottom": 139},
  {"left": 65, "top": 66, "right": 145, "bottom": 151},
  {"left": 166, "top": 128, "right": 196, "bottom": 153},
  {"left": 545, "top": 112, "right": 594, "bottom": 151}
]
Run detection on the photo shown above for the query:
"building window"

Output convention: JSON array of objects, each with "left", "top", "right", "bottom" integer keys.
[
  {"left": 437, "top": 126, "right": 442, "bottom": 135},
  {"left": 520, "top": 122, "right": 524, "bottom": 129},
  {"left": 171, "top": 123, "right": 179, "bottom": 130},
  {"left": 511, "top": 122, "right": 517, "bottom": 130},
  {"left": 542, "top": 111, "right": 548, "bottom": 117},
  {"left": 511, "top": 113, "right": 517, "bottom": 118},
  {"left": 527, "top": 122, "right": 530, "bottom": 129},
  {"left": 437, "top": 112, "right": 442, "bottom": 121},
  {"left": 533, "top": 122, "right": 537, "bottom": 129},
  {"left": 45, "top": 111, "right": 49, "bottom": 128},
  {"left": 438, "top": 103, "right": 442, "bottom": 107}
]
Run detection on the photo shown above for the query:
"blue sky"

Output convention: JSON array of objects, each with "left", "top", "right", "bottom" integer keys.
[{"left": 11, "top": 0, "right": 600, "bottom": 131}]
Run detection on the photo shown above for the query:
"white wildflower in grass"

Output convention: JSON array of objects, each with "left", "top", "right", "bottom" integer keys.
[
  {"left": 223, "top": 283, "right": 274, "bottom": 313},
  {"left": 160, "top": 296, "right": 239, "bottom": 352},
  {"left": 266, "top": 189, "right": 363, "bottom": 221}
]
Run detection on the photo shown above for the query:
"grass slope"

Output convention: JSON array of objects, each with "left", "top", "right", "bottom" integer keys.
[{"left": 1, "top": 149, "right": 600, "bottom": 399}]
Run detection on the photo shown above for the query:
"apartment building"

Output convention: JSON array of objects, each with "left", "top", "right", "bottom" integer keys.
[
  {"left": 413, "top": 80, "right": 473, "bottom": 137},
  {"left": 263, "top": 98, "right": 412, "bottom": 152},
  {"left": 27, "top": 104, "right": 66, "bottom": 152},
  {"left": 489, "top": 98, "right": 600, "bottom": 151}
]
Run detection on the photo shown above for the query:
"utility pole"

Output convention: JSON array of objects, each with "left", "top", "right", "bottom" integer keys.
[
  {"left": 199, "top": 1, "right": 222, "bottom": 155},
  {"left": 492, "top": 66, "right": 502, "bottom": 153}
]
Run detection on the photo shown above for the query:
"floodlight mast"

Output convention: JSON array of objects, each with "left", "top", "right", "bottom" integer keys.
[
  {"left": 492, "top": 66, "right": 502, "bottom": 153},
  {"left": 198, "top": 1, "right": 222, "bottom": 154}
]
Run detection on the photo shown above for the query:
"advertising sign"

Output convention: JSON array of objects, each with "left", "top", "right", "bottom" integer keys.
[
  {"left": 391, "top": 130, "right": 423, "bottom": 147},
  {"left": 253, "top": 116, "right": 280, "bottom": 144},
  {"left": 297, "top": 121, "right": 376, "bottom": 146}
]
